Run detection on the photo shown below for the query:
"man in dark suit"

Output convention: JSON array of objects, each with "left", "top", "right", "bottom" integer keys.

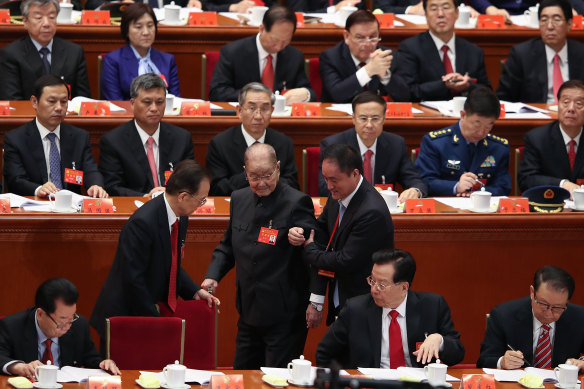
[
  {"left": 415, "top": 87, "right": 511, "bottom": 196},
  {"left": 316, "top": 250, "right": 465, "bottom": 368},
  {"left": 319, "top": 92, "right": 426, "bottom": 199},
  {"left": 90, "top": 160, "right": 218, "bottom": 347},
  {"left": 206, "top": 82, "right": 298, "bottom": 196},
  {"left": 518, "top": 80, "right": 584, "bottom": 196},
  {"left": 3, "top": 75, "right": 107, "bottom": 198},
  {"left": 208, "top": 5, "right": 315, "bottom": 104},
  {"left": 202, "top": 143, "right": 315, "bottom": 369},
  {"left": 320, "top": 10, "right": 410, "bottom": 103},
  {"left": 289, "top": 144, "right": 394, "bottom": 328},
  {"left": 0, "top": 0, "right": 90, "bottom": 100},
  {"left": 286, "top": 0, "right": 364, "bottom": 13},
  {"left": 98, "top": 73, "right": 195, "bottom": 197},
  {"left": 477, "top": 266, "right": 584, "bottom": 371},
  {"left": 0, "top": 278, "right": 120, "bottom": 377},
  {"left": 497, "top": 0, "right": 584, "bottom": 104},
  {"left": 393, "top": 0, "right": 491, "bottom": 102}
]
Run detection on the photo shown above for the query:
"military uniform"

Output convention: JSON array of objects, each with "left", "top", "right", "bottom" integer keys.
[{"left": 415, "top": 121, "right": 511, "bottom": 196}]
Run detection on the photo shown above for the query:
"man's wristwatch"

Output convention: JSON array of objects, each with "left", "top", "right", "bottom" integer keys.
[{"left": 310, "top": 302, "right": 323, "bottom": 312}]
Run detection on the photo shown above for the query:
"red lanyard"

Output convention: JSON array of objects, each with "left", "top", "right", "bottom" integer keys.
[{"left": 325, "top": 210, "right": 341, "bottom": 251}]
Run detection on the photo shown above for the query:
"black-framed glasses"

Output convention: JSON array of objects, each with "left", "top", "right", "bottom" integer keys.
[
  {"left": 534, "top": 294, "right": 567, "bottom": 314},
  {"left": 350, "top": 36, "right": 382, "bottom": 44},
  {"left": 245, "top": 165, "right": 278, "bottom": 182},
  {"left": 48, "top": 312, "right": 79, "bottom": 329},
  {"left": 366, "top": 276, "right": 400, "bottom": 291}
]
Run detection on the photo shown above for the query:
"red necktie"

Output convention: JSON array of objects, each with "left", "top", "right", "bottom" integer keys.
[
  {"left": 146, "top": 137, "right": 160, "bottom": 187},
  {"left": 553, "top": 54, "right": 563, "bottom": 104},
  {"left": 168, "top": 220, "right": 179, "bottom": 311},
  {"left": 534, "top": 324, "right": 552, "bottom": 368},
  {"left": 568, "top": 139, "right": 577, "bottom": 172},
  {"left": 329, "top": 0, "right": 333, "bottom": 5},
  {"left": 389, "top": 310, "right": 406, "bottom": 369},
  {"left": 42, "top": 339, "right": 53, "bottom": 365},
  {"left": 363, "top": 150, "right": 373, "bottom": 183},
  {"left": 442, "top": 45, "right": 453, "bottom": 74},
  {"left": 262, "top": 55, "right": 274, "bottom": 91}
]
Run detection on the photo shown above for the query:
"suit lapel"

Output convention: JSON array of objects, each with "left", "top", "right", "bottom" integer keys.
[
  {"left": 514, "top": 301, "right": 535, "bottom": 363},
  {"left": 23, "top": 309, "right": 40, "bottom": 363},
  {"left": 158, "top": 123, "right": 170, "bottom": 183},
  {"left": 23, "top": 37, "right": 44, "bottom": 79},
  {"left": 126, "top": 121, "right": 154, "bottom": 187},
  {"left": 549, "top": 123, "right": 573, "bottom": 175},
  {"left": 422, "top": 33, "right": 446, "bottom": 79},
  {"left": 342, "top": 43, "right": 359, "bottom": 75},
  {"left": 50, "top": 38, "right": 67, "bottom": 78},
  {"left": 533, "top": 41, "right": 548, "bottom": 102},
  {"left": 405, "top": 291, "right": 422, "bottom": 366},
  {"left": 366, "top": 297, "right": 383, "bottom": 368},
  {"left": 374, "top": 133, "right": 391, "bottom": 185},
  {"left": 60, "top": 125, "right": 74, "bottom": 185},
  {"left": 157, "top": 195, "right": 172, "bottom": 272},
  {"left": 26, "top": 121, "right": 49, "bottom": 183},
  {"left": 122, "top": 46, "right": 139, "bottom": 82},
  {"left": 233, "top": 127, "right": 248, "bottom": 171},
  {"left": 59, "top": 331, "right": 74, "bottom": 366}
]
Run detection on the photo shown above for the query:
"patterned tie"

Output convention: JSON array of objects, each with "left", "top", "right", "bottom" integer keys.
[
  {"left": 568, "top": 139, "right": 577, "bottom": 172},
  {"left": 363, "top": 150, "right": 374, "bottom": 184},
  {"left": 534, "top": 324, "right": 552, "bottom": 368},
  {"left": 46, "top": 133, "right": 62, "bottom": 189},
  {"left": 262, "top": 55, "right": 274, "bottom": 91},
  {"left": 389, "top": 310, "right": 406, "bottom": 368},
  {"left": 146, "top": 137, "right": 160, "bottom": 187},
  {"left": 167, "top": 220, "right": 179, "bottom": 311},
  {"left": 442, "top": 45, "right": 453, "bottom": 74},
  {"left": 553, "top": 54, "right": 563, "bottom": 104},
  {"left": 39, "top": 47, "right": 51, "bottom": 75},
  {"left": 42, "top": 339, "right": 53, "bottom": 364}
]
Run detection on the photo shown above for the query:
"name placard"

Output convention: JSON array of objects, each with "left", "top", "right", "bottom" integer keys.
[
  {"left": 405, "top": 199, "right": 436, "bottom": 213},
  {"left": 0, "top": 199, "right": 10, "bottom": 214},
  {"left": 295, "top": 12, "right": 304, "bottom": 27},
  {"left": 188, "top": 12, "right": 218, "bottom": 26},
  {"left": 0, "top": 10, "right": 10, "bottom": 24},
  {"left": 83, "top": 198, "right": 114, "bottom": 214},
  {"left": 80, "top": 101, "right": 110, "bottom": 116},
  {"left": 81, "top": 10, "right": 110, "bottom": 25},
  {"left": 292, "top": 102, "right": 321, "bottom": 117},
  {"left": 477, "top": 14, "right": 504, "bottom": 28},
  {"left": 498, "top": 198, "right": 529, "bottom": 213},
  {"left": 375, "top": 13, "right": 394, "bottom": 28},
  {"left": 0, "top": 101, "right": 10, "bottom": 115},
  {"left": 386, "top": 103, "right": 413, "bottom": 118},
  {"left": 181, "top": 101, "right": 211, "bottom": 116}
]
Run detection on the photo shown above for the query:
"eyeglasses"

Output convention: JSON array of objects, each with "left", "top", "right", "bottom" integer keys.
[
  {"left": 539, "top": 16, "right": 566, "bottom": 26},
  {"left": 242, "top": 106, "right": 272, "bottom": 116},
  {"left": 350, "top": 36, "right": 382, "bottom": 45},
  {"left": 533, "top": 294, "right": 567, "bottom": 314},
  {"left": 366, "top": 276, "right": 400, "bottom": 291},
  {"left": 245, "top": 165, "right": 278, "bottom": 182},
  {"left": 355, "top": 115, "right": 384, "bottom": 125},
  {"left": 181, "top": 192, "right": 207, "bottom": 206},
  {"left": 47, "top": 312, "right": 79, "bottom": 329},
  {"left": 427, "top": 4, "right": 455, "bottom": 13}
]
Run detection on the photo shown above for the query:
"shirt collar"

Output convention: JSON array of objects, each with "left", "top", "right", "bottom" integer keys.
[
  {"left": 558, "top": 123, "right": 583, "bottom": 145},
  {"left": 428, "top": 30, "right": 455, "bottom": 54},
  {"left": 130, "top": 45, "right": 152, "bottom": 59},
  {"left": 256, "top": 33, "right": 272, "bottom": 62},
  {"left": 241, "top": 124, "right": 266, "bottom": 146},
  {"left": 36, "top": 118, "right": 61, "bottom": 140},
  {"left": 350, "top": 52, "right": 367, "bottom": 67},
  {"left": 382, "top": 293, "right": 408, "bottom": 318},
  {"left": 545, "top": 42, "right": 568, "bottom": 65},
  {"left": 355, "top": 132, "right": 378, "bottom": 156},
  {"left": 30, "top": 37, "right": 54, "bottom": 52},
  {"left": 532, "top": 311, "right": 556, "bottom": 332},
  {"left": 340, "top": 175, "right": 363, "bottom": 208},
  {"left": 134, "top": 119, "right": 160, "bottom": 146},
  {"left": 163, "top": 192, "right": 179, "bottom": 229}
]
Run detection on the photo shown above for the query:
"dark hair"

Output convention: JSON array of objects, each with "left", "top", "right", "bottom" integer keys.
[
  {"left": 263, "top": 5, "right": 297, "bottom": 33},
  {"left": 32, "top": 75, "right": 70, "bottom": 100},
  {"left": 345, "top": 9, "right": 379, "bottom": 31},
  {"left": 321, "top": 143, "right": 363, "bottom": 176},
  {"left": 120, "top": 3, "right": 157, "bottom": 43},
  {"left": 35, "top": 278, "right": 78, "bottom": 314},
  {"left": 21, "top": 0, "right": 59, "bottom": 18},
  {"left": 166, "top": 160, "right": 211, "bottom": 195},
  {"left": 464, "top": 87, "right": 501, "bottom": 119},
  {"left": 533, "top": 266, "right": 575, "bottom": 299},
  {"left": 423, "top": 0, "right": 459, "bottom": 11},
  {"left": 557, "top": 80, "right": 584, "bottom": 101},
  {"left": 372, "top": 249, "right": 417, "bottom": 286},
  {"left": 129, "top": 73, "right": 167, "bottom": 99},
  {"left": 352, "top": 91, "right": 387, "bottom": 113},
  {"left": 538, "top": 0, "right": 572, "bottom": 21}
]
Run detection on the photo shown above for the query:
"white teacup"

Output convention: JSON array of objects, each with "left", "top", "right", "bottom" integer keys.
[
  {"left": 165, "top": 93, "right": 175, "bottom": 114},
  {"left": 336, "top": 6, "right": 357, "bottom": 27},
  {"left": 452, "top": 96, "right": 466, "bottom": 115},
  {"left": 274, "top": 92, "right": 286, "bottom": 113},
  {"left": 380, "top": 189, "right": 399, "bottom": 211},
  {"left": 457, "top": 5, "right": 471, "bottom": 25},
  {"left": 470, "top": 189, "right": 491, "bottom": 211},
  {"left": 572, "top": 188, "right": 584, "bottom": 209},
  {"left": 164, "top": 2, "right": 181, "bottom": 24},
  {"left": 248, "top": 6, "right": 268, "bottom": 26},
  {"left": 524, "top": 8, "right": 539, "bottom": 27},
  {"left": 163, "top": 360, "right": 186, "bottom": 388},
  {"left": 424, "top": 362, "right": 448, "bottom": 385},
  {"left": 287, "top": 355, "right": 312, "bottom": 385},
  {"left": 49, "top": 191, "right": 72, "bottom": 212},
  {"left": 35, "top": 362, "right": 59, "bottom": 387},
  {"left": 554, "top": 364, "right": 579, "bottom": 388},
  {"left": 57, "top": 2, "right": 73, "bottom": 23}
]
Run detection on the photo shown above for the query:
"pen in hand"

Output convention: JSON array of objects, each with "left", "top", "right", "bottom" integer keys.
[{"left": 507, "top": 344, "right": 531, "bottom": 366}]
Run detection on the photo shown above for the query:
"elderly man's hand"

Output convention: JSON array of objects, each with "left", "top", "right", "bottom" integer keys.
[
  {"left": 100, "top": 359, "right": 121, "bottom": 375},
  {"left": 306, "top": 303, "right": 323, "bottom": 328},
  {"left": 412, "top": 333, "right": 442, "bottom": 364},
  {"left": 501, "top": 350, "right": 525, "bottom": 370},
  {"left": 7, "top": 361, "right": 43, "bottom": 378}
]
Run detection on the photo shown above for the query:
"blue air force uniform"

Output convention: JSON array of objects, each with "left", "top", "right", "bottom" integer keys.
[{"left": 415, "top": 122, "right": 511, "bottom": 196}]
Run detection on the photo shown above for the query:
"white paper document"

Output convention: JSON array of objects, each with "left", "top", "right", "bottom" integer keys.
[
  {"left": 358, "top": 367, "right": 459, "bottom": 382},
  {"left": 260, "top": 367, "right": 349, "bottom": 385},
  {"left": 68, "top": 97, "right": 125, "bottom": 113},
  {"left": 434, "top": 196, "right": 507, "bottom": 211},
  {"left": 482, "top": 368, "right": 526, "bottom": 382},
  {"left": 0, "top": 193, "right": 47, "bottom": 208},
  {"left": 396, "top": 14, "right": 427, "bottom": 25},
  {"left": 57, "top": 366, "right": 110, "bottom": 382},
  {"left": 140, "top": 369, "right": 224, "bottom": 385}
]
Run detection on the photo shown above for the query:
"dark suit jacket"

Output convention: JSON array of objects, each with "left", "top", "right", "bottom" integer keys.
[
  {"left": 101, "top": 45, "right": 181, "bottom": 100},
  {"left": 90, "top": 194, "right": 200, "bottom": 340},
  {"left": 3, "top": 120, "right": 103, "bottom": 196},
  {"left": 98, "top": 120, "right": 195, "bottom": 196},
  {"left": 318, "top": 129, "right": 427, "bottom": 197},
  {"left": 316, "top": 292, "right": 465, "bottom": 368},
  {"left": 286, "top": 0, "right": 365, "bottom": 12},
  {"left": 374, "top": 0, "right": 422, "bottom": 14},
  {"left": 518, "top": 121, "right": 584, "bottom": 192},
  {"left": 208, "top": 35, "right": 315, "bottom": 102},
  {"left": 205, "top": 184, "right": 315, "bottom": 327},
  {"left": 206, "top": 125, "right": 299, "bottom": 196},
  {"left": 394, "top": 31, "right": 491, "bottom": 102},
  {"left": 477, "top": 297, "right": 584, "bottom": 368},
  {"left": 0, "top": 307, "right": 102, "bottom": 370},
  {"left": 497, "top": 39, "right": 584, "bottom": 103},
  {"left": 319, "top": 41, "right": 410, "bottom": 103},
  {"left": 303, "top": 179, "right": 394, "bottom": 323},
  {"left": 0, "top": 36, "right": 90, "bottom": 100}
]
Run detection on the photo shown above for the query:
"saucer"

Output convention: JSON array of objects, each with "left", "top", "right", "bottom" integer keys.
[
  {"left": 429, "top": 383, "right": 452, "bottom": 388},
  {"left": 135, "top": 379, "right": 160, "bottom": 389},
  {"left": 51, "top": 206, "right": 78, "bottom": 213},
  {"left": 161, "top": 384, "right": 190, "bottom": 389},
  {"left": 32, "top": 384, "right": 62, "bottom": 389},
  {"left": 468, "top": 207, "right": 496, "bottom": 213},
  {"left": 287, "top": 379, "right": 312, "bottom": 387},
  {"left": 159, "top": 18, "right": 187, "bottom": 26},
  {"left": 571, "top": 205, "right": 584, "bottom": 211},
  {"left": 57, "top": 17, "right": 77, "bottom": 24},
  {"left": 554, "top": 384, "right": 579, "bottom": 389}
]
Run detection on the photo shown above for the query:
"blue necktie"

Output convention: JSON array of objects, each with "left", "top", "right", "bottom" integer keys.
[
  {"left": 47, "top": 133, "right": 62, "bottom": 189},
  {"left": 39, "top": 47, "right": 51, "bottom": 75},
  {"left": 338, "top": 201, "right": 346, "bottom": 225}
]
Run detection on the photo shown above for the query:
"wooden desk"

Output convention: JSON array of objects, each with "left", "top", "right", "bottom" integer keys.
[
  {"left": 2, "top": 17, "right": 583, "bottom": 100},
  {"left": 1, "top": 197, "right": 583, "bottom": 367}
]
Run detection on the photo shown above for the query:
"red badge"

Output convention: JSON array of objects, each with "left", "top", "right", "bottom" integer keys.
[
  {"left": 64, "top": 168, "right": 84, "bottom": 185},
  {"left": 258, "top": 227, "right": 278, "bottom": 245},
  {"left": 0, "top": 199, "right": 10, "bottom": 214}
]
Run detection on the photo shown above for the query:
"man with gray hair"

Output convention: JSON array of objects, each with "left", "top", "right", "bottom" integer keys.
[
  {"left": 0, "top": 0, "right": 90, "bottom": 100},
  {"left": 98, "top": 73, "right": 195, "bottom": 196},
  {"left": 202, "top": 143, "right": 315, "bottom": 368},
  {"left": 206, "top": 82, "right": 298, "bottom": 196}
]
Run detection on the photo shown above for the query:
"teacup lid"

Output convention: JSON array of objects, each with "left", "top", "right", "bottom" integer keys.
[{"left": 165, "top": 1, "right": 180, "bottom": 9}]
